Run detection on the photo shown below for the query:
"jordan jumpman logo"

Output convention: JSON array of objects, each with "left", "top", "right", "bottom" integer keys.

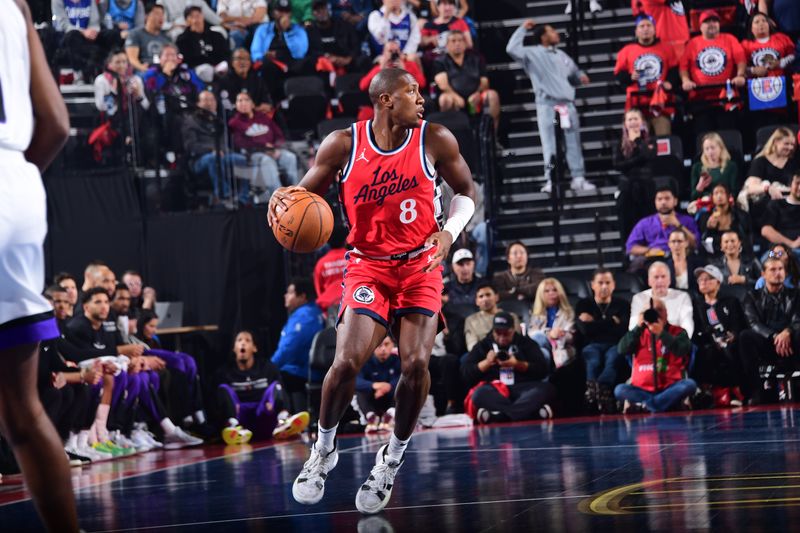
[{"left": 356, "top": 148, "right": 370, "bottom": 164}]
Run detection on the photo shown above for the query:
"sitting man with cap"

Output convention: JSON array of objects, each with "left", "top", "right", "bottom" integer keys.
[
  {"left": 444, "top": 248, "right": 481, "bottom": 307},
  {"left": 461, "top": 311, "right": 556, "bottom": 423}
]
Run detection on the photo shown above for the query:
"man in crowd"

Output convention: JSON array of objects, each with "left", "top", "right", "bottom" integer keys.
[
  {"left": 575, "top": 269, "right": 629, "bottom": 413},
  {"left": 270, "top": 279, "right": 325, "bottom": 414},
  {"left": 630, "top": 261, "right": 694, "bottom": 337},
  {"left": 679, "top": 10, "right": 746, "bottom": 138},
  {"left": 420, "top": 0, "right": 472, "bottom": 61},
  {"left": 626, "top": 186, "right": 700, "bottom": 259},
  {"left": 125, "top": 3, "right": 172, "bottom": 73},
  {"left": 52, "top": 0, "right": 108, "bottom": 83},
  {"left": 216, "top": 48, "right": 274, "bottom": 115},
  {"left": 309, "top": 0, "right": 366, "bottom": 73},
  {"left": 122, "top": 270, "right": 156, "bottom": 317},
  {"left": 444, "top": 249, "right": 481, "bottom": 306},
  {"left": 80, "top": 261, "right": 117, "bottom": 303},
  {"left": 367, "top": 0, "right": 421, "bottom": 58},
  {"left": 434, "top": 31, "right": 501, "bottom": 133},
  {"left": 506, "top": 18, "right": 596, "bottom": 193},
  {"left": 462, "top": 312, "right": 555, "bottom": 423},
  {"left": 615, "top": 298, "right": 696, "bottom": 412},
  {"left": 355, "top": 336, "right": 401, "bottom": 433},
  {"left": 217, "top": 0, "right": 267, "bottom": 49},
  {"left": 761, "top": 173, "right": 800, "bottom": 261},
  {"left": 464, "top": 281, "right": 520, "bottom": 352},
  {"left": 631, "top": 0, "right": 689, "bottom": 59},
  {"left": 739, "top": 256, "right": 800, "bottom": 404},
  {"left": 359, "top": 40, "right": 427, "bottom": 94},
  {"left": 613, "top": 14, "right": 678, "bottom": 136},
  {"left": 175, "top": 5, "right": 230, "bottom": 83},
  {"left": 691, "top": 265, "right": 746, "bottom": 406}
]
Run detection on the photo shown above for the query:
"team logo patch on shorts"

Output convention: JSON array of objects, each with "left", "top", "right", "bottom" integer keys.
[{"left": 353, "top": 286, "right": 375, "bottom": 304}]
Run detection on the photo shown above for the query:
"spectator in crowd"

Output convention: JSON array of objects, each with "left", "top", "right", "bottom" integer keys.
[
  {"left": 101, "top": 0, "right": 145, "bottom": 41},
  {"left": 122, "top": 270, "right": 156, "bottom": 317},
  {"left": 739, "top": 255, "right": 800, "bottom": 404},
  {"left": 698, "top": 184, "right": 751, "bottom": 257},
  {"left": 330, "top": 0, "right": 373, "bottom": 32},
  {"left": 125, "top": 3, "right": 172, "bottom": 73},
  {"left": 613, "top": 108, "right": 657, "bottom": 239},
  {"left": 94, "top": 49, "right": 149, "bottom": 115},
  {"left": 251, "top": 0, "right": 316, "bottom": 102},
  {"left": 434, "top": 31, "right": 500, "bottom": 133},
  {"left": 665, "top": 227, "right": 702, "bottom": 292},
  {"left": 367, "top": 0, "right": 421, "bottom": 58},
  {"left": 309, "top": 0, "right": 367, "bottom": 73},
  {"left": 218, "top": 0, "right": 267, "bottom": 49},
  {"left": 55, "top": 272, "right": 80, "bottom": 311},
  {"left": 216, "top": 48, "right": 274, "bottom": 116},
  {"left": 355, "top": 336, "right": 401, "bottom": 433},
  {"left": 528, "top": 278, "right": 576, "bottom": 369},
  {"left": 48, "top": 285, "right": 74, "bottom": 327},
  {"left": 110, "top": 283, "right": 135, "bottom": 341},
  {"left": 313, "top": 225, "right": 348, "bottom": 316},
  {"left": 270, "top": 279, "right": 325, "bottom": 414},
  {"left": 741, "top": 12, "right": 795, "bottom": 78},
  {"left": 613, "top": 14, "right": 678, "bottom": 136},
  {"left": 142, "top": 44, "right": 205, "bottom": 108},
  {"left": 176, "top": 6, "right": 230, "bottom": 82},
  {"left": 217, "top": 331, "right": 308, "bottom": 442},
  {"left": 461, "top": 312, "right": 556, "bottom": 423},
  {"left": 691, "top": 265, "right": 747, "bottom": 405},
  {"left": 615, "top": 298, "right": 696, "bottom": 413},
  {"left": 631, "top": 0, "right": 689, "bottom": 59},
  {"left": 183, "top": 90, "right": 249, "bottom": 205},
  {"left": 359, "top": 40, "right": 427, "bottom": 94},
  {"left": 680, "top": 10, "right": 746, "bottom": 139},
  {"left": 714, "top": 230, "right": 762, "bottom": 286},
  {"left": 444, "top": 248, "right": 480, "bottom": 306},
  {"left": 464, "top": 280, "right": 520, "bottom": 352},
  {"left": 626, "top": 186, "right": 701, "bottom": 259},
  {"left": 80, "top": 262, "right": 117, "bottom": 300},
  {"left": 506, "top": 19, "right": 596, "bottom": 193},
  {"left": 52, "top": 0, "right": 111, "bottom": 83},
  {"left": 764, "top": 0, "right": 800, "bottom": 40},
  {"left": 576, "top": 268, "right": 630, "bottom": 414},
  {"left": 690, "top": 133, "right": 739, "bottom": 201},
  {"left": 740, "top": 127, "right": 797, "bottom": 228},
  {"left": 160, "top": 0, "right": 222, "bottom": 41},
  {"left": 761, "top": 172, "right": 800, "bottom": 260},
  {"left": 630, "top": 261, "right": 695, "bottom": 336},
  {"left": 492, "top": 241, "right": 545, "bottom": 303},
  {"left": 228, "top": 90, "right": 298, "bottom": 200},
  {"left": 755, "top": 243, "right": 799, "bottom": 289},
  {"left": 420, "top": 0, "right": 472, "bottom": 61}
]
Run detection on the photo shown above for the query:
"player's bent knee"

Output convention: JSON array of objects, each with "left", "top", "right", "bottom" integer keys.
[
  {"left": 328, "top": 356, "right": 362, "bottom": 382},
  {"left": 400, "top": 355, "right": 430, "bottom": 380}
]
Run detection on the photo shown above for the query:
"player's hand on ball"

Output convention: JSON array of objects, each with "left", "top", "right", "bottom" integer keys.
[
  {"left": 423, "top": 231, "right": 453, "bottom": 272},
  {"left": 268, "top": 186, "right": 307, "bottom": 227}
]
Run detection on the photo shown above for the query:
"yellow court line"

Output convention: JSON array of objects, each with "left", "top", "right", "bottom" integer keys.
[
  {"left": 630, "top": 484, "right": 800, "bottom": 495},
  {"left": 622, "top": 496, "right": 800, "bottom": 510}
]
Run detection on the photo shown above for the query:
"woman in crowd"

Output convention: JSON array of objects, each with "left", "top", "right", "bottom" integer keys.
[
  {"left": 713, "top": 230, "right": 761, "bottom": 286},
  {"left": 739, "top": 127, "right": 797, "bottom": 227},
  {"left": 492, "top": 241, "right": 545, "bottom": 303},
  {"left": 665, "top": 227, "right": 702, "bottom": 292},
  {"left": 690, "top": 133, "right": 739, "bottom": 200},
  {"left": 698, "top": 183, "right": 752, "bottom": 256},
  {"left": 529, "top": 278, "right": 575, "bottom": 369},
  {"left": 613, "top": 109, "right": 657, "bottom": 238}
]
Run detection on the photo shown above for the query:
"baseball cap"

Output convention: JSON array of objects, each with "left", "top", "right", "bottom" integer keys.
[
  {"left": 694, "top": 265, "right": 723, "bottom": 283},
  {"left": 451, "top": 248, "right": 474, "bottom": 265},
  {"left": 699, "top": 9, "right": 720, "bottom": 24},
  {"left": 492, "top": 311, "right": 514, "bottom": 331},
  {"left": 273, "top": 0, "right": 291, "bottom": 12},
  {"left": 635, "top": 14, "right": 655, "bottom": 27}
]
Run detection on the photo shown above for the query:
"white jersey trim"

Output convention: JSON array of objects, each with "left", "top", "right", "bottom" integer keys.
[
  {"left": 365, "top": 119, "right": 412, "bottom": 155},
  {"left": 339, "top": 123, "right": 358, "bottom": 184},
  {"left": 419, "top": 120, "right": 437, "bottom": 181}
]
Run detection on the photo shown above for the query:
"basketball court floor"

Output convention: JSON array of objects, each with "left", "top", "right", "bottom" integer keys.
[{"left": 3, "top": 406, "right": 800, "bottom": 531}]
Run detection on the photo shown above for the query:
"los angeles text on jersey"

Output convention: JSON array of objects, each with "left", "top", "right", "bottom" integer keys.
[{"left": 352, "top": 165, "right": 419, "bottom": 206}]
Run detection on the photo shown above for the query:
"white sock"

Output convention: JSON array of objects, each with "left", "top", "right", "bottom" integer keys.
[
  {"left": 160, "top": 418, "right": 177, "bottom": 435},
  {"left": 66, "top": 432, "right": 78, "bottom": 450},
  {"left": 316, "top": 423, "right": 338, "bottom": 453},
  {"left": 386, "top": 433, "right": 409, "bottom": 463},
  {"left": 195, "top": 410, "right": 207, "bottom": 424},
  {"left": 78, "top": 430, "right": 90, "bottom": 449},
  {"left": 183, "top": 415, "right": 193, "bottom": 426},
  {"left": 95, "top": 404, "right": 110, "bottom": 441},
  {"left": 88, "top": 422, "right": 98, "bottom": 445},
  {"left": 227, "top": 417, "right": 239, "bottom": 427}
]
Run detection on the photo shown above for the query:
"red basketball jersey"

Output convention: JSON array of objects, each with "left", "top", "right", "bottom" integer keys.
[{"left": 338, "top": 120, "right": 443, "bottom": 257}]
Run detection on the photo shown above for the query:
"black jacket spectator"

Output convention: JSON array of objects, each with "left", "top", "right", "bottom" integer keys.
[
  {"left": 742, "top": 286, "right": 800, "bottom": 340},
  {"left": 63, "top": 315, "right": 123, "bottom": 362},
  {"left": 574, "top": 297, "right": 630, "bottom": 345},
  {"left": 444, "top": 277, "right": 481, "bottom": 307},
  {"left": 691, "top": 292, "right": 746, "bottom": 386},
  {"left": 176, "top": 26, "right": 230, "bottom": 69},
  {"left": 432, "top": 51, "right": 485, "bottom": 101},
  {"left": 216, "top": 357, "right": 281, "bottom": 403},
  {"left": 181, "top": 108, "right": 222, "bottom": 162}
]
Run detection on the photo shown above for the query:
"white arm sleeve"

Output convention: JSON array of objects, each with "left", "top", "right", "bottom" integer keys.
[{"left": 442, "top": 194, "right": 475, "bottom": 241}]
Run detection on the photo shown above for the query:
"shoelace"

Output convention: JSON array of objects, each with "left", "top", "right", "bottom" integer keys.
[
  {"left": 363, "top": 461, "right": 399, "bottom": 493},
  {"left": 300, "top": 448, "right": 334, "bottom": 485}
]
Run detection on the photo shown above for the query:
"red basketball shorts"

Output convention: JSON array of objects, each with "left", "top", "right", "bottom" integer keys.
[{"left": 338, "top": 251, "right": 443, "bottom": 328}]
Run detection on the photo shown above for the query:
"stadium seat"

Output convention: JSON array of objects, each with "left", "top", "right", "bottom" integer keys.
[
  {"left": 557, "top": 274, "right": 590, "bottom": 308},
  {"left": 335, "top": 73, "right": 370, "bottom": 116},
  {"left": 284, "top": 76, "right": 329, "bottom": 140},
  {"left": 317, "top": 116, "right": 355, "bottom": 141},
  {"left": 426, "top": 111, "right": 477, "bottom": 172},
  {"left": 755, "top": 124, "right": 799, "bottom": 154},
  {"left": 611, "top": 270, "right": 645, "bottom": 303},
  {"left": 498, "top": 298, "right": 531, "bottom": 326},
  {"left": 649, "top": 136, "right": 686, "bottom": 196},
  {"left": 306, "top": 327, "right": 337, "bottom": 424}
]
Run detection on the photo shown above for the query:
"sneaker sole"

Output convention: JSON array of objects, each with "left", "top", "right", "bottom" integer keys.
[
  {"left": 292, "top": 450, "right": 339, "bottom": 505},
  {"left": 274, "top": 413, "right": 310, "bottom": 440}
]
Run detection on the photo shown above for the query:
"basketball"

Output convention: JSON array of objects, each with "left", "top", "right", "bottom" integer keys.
[{"left": 271, "top": 191, "right": 334, "bottom": 253}]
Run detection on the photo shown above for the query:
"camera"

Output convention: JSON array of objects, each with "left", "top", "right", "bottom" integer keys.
[
  {"left": 496, "top": 351, "right": 510, "bottom": 362},
  {"left": 390, "top": 51, "right": 400, "bottom": 62},
  {"left": 643, "top": 298, "right": 660, "bottom": 324}
]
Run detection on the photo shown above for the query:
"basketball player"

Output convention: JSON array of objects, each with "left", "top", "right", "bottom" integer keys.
[
  {"left": 0, "top": 0, "right": 76, "bottom": 530},
  {"left": 268, "top": 67, "right": 475, "bottom": 514}
]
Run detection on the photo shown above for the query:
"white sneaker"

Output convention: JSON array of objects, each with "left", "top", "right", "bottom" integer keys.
[
  {"left": 570, "top": 176, "right": 597, "bottom": 192},
  {"left": 110, "top": 431, "right": 138, "bottom": 454},
  {"left": 540, "top": 181, "right": 552, "bottom": 194},
  {"left": 163, "top": 427, "right": 203, "bottom": 449},
  {"left": 590, "top": 0, "right": 602, "bottom": 12},
  {"left": 564, "top": 1, "right": 572, "bottom": 14},
  {"left": 292, "top": 442, "right": 339, "bottom": 505},
  {"left": 129, "top": 429, "right": 154, "bottom": 452},
  {"left": 133, "top": 423, "right": 164, "bottom": 449},
  {"left": 355, "top": 444, "right": 405, "bottom": 514},
  {"left": 539, "top": 404, "right": 554, "bottom": 419}
]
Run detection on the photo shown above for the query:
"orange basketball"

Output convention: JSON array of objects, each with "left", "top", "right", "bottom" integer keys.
[{"left": 271, "top": 191, "right": 335, "bottom": 253}]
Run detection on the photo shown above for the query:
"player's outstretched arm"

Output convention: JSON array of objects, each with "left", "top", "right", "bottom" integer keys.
[
  {"left": 16, "top": 0, "right": 69, "bottom": 171},
  {"left": 268, "top": 128, "right": 351, "bottom": 227},
  {"left": 422, "top": 123, "right": 476, "bottom": 272}
]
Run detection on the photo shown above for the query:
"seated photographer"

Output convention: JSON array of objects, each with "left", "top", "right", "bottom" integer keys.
[
  {"left": 615, "top": 298, "right": 696, "bottom": 413},
  {"left": 461, "top": 312, "right": 556, "bottom": 423}
]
